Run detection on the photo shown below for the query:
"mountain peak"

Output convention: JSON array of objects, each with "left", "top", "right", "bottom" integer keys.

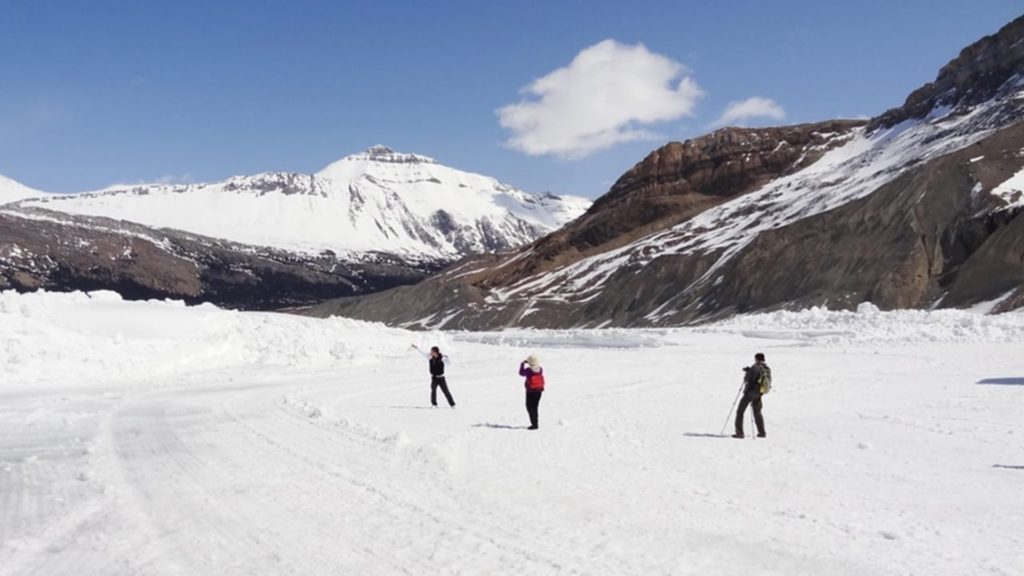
[
  {"left": 869, "top": 15, "right": 1024, "bottom": 130},
  {"left": 352, "top": 145, "right": 437, "bottom": 165},
  {"left": 365, "top": 144, "right": 395, "bottom": 155},
  {"left": 317, "top": 145, "right": 440, "bottom": 181}
]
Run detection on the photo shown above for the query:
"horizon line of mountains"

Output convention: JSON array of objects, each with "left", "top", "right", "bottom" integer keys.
[{"left": 2, "top": 15, "right": 1023, "bottom": 327}]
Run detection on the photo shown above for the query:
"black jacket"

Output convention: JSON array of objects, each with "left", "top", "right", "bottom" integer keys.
[
  {"left": 743, "top": 363, "right": 768, "bottom": 395},
  {"left": 429, "top": 356, "right": 446, "bottom": 377}
]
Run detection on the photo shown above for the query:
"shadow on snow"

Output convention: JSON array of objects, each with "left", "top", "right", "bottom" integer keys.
[
  {"left": 976, "top": 377, "right": 1024, "bottom": 386},
  {"left": 472, "top": 423, "right": 530, "bottom": 430}
]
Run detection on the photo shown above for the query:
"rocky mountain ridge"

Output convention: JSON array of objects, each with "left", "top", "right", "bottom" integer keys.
[
  {"left": 870, "top": 15, "right": 1024, "bottom": 130},
  {"left": 470, "top": 120, "right": 866, "bottom": 287},
  {"left": 0, "top": 207, "right": 437, "bottom": 309}
]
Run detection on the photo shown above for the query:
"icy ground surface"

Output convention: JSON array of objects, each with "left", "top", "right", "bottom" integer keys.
[{"left": 1, "top": 291, "right": 1022, "bottom": 575}]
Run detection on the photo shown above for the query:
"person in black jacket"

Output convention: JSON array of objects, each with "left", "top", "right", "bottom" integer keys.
[
  {"left": 734, "top": 352, "right": 768, "bottom": 438},
  {"left": 413, "top": 345, "right": 455, "bottom": 408}
]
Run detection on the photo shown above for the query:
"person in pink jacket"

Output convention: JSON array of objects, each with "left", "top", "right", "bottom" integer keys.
[{"left": 519, "top": 354, "right": 544, "bottom": 430}]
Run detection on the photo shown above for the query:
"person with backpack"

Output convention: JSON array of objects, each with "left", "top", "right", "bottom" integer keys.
[
  {"left": 734, "top": 352, "right": 770, "bottom": 438},
  {"left": 519, "top": 355, "right": 544, "bottom": 430},
  {"left": 412, "top": 344, "right": 456, "bottom": 408}
]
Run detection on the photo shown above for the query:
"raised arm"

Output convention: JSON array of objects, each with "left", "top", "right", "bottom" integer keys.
[{"left": 518, "top": 361, "right": 531, "bottom": 377}]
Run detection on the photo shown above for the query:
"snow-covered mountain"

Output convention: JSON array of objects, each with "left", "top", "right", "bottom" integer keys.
[
  {"left": 0, "top": 173, "right": 45, "bottom": 205},
  {"left": 18, "top": 146, "right": 590, "bottom": 262},
  {"left": 308, "top": 15, "right": 1024, "bottom": 329},
  {"left": 2, "top": 147, "right": 589, "bottom": 308}
]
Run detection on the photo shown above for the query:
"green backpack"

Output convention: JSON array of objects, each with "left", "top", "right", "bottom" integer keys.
[{"left": 758, "top": 365, "right": 773, "bottom": 395}]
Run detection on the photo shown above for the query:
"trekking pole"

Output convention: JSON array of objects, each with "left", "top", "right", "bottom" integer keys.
[{"left": 719, "top": 380, "right": 745, "bottom": 436}]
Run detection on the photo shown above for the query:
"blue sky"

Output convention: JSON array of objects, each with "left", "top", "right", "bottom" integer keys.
[{"left": 1, "top": 1, "right": 1021, "bottom": 197}]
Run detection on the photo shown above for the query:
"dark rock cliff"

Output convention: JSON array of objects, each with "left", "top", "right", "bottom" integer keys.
[
  {"left": 0, "top": 209, "right": 436, "bottom": 309},
  {"left": 472, "top": 120, "right": 864, "bottom": 288}
]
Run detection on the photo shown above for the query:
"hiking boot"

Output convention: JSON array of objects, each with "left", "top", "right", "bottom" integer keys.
[
  {"left": 756, "top": 433, "right": 766, "bottom": 438},
  {"left": 731, "top": 433, "right": 744, "bottom": 439},
  {"left": 528, "top": 425, "right": 538, "bottom": 430}
]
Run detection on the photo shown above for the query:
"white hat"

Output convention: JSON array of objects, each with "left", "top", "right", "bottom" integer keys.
[{"left": 526, "top": 354, "right": 540, "bottom": 369}]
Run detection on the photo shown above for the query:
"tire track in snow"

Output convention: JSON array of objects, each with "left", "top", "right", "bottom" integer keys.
[
  {"left": 101, "top": 380, "right": 579, "bottom": 575},
  {"left": 0, "top": 392, "right": 121, "bottom": 576},
  {"left": 110, "top": 398, "right": 316, "bottom": 575},
  {"left": 228, "top": 386, "right": 589, "bottom": 574},
  {"left": 0, "top": 463, "right": 24, "bottom": 552}
]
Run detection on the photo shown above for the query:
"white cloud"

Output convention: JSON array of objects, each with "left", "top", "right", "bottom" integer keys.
[
  {"left": 712, "top": 97, "right": 786, "bottom": 128},
  {"left": 106, "top": 174, "right": 194, "bottom": 189},
  {"left": 150, "top": 173, "right": 194, "bottom": 185},
  {"left": 497, "top": 40, "right": 703, "bottom": 159}
]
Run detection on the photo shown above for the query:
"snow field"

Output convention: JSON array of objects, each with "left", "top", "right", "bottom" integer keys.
[{"left": 1, "top": 292, "right": 1022, "bottom": 575}]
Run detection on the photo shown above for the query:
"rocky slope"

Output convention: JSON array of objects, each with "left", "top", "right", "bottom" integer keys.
[
  {"left": 0, "top": 208, "right": 435, "bottom": 309},
  {"left": 467, "top": 119, "right": 864, "bottom": 287},
  {"left": 306, "top": 16, "right": 1024, "bottom": 328}
]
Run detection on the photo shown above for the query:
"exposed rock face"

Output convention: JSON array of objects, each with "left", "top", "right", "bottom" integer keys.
[
  {"left": 304, "top": 16, "right": 1024, "bottom": 328},
  {"left": 472, "top": 120, "right": 864, "bottom": 287},
  {"left": 645, "top": 124, "right": 1024, "bottom": 322},
  {"left": 0, "top": 209, "right": 435, "bottom": 309},
  {"left": 870, "top": 16, "right": 1024, "bottom": 130}
]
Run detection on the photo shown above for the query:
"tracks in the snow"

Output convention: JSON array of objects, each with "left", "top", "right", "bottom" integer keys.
[{"left": 95, "top": 378, "right": 591, "bottom": 575}]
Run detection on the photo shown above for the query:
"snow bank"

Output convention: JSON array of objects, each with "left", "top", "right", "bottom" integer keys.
[
  {"left": 454, "top": 328, "right": 665, "bottom": 349},
  {"left": 4, "top": 291, "right": 1023, "bottom": 390},
  {"left": 0, "top": 290, "right": 412, "bottom": 388},
  {"left": 700, "top": 302, "right": 1024, "bottom": 346},
  {"left": 455, "top": 304, "right": 1024, "bottom": 350}
]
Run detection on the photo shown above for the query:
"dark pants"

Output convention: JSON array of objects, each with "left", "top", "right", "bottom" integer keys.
[
  {"left": 525, "top": 389, "right": 543, "bottom": 428},
  {"left": 431, "top": 376, "right": 455, "bottom": 407},
  {"left": 735, "top": 392, "right": 765, "bottom": 436}
]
